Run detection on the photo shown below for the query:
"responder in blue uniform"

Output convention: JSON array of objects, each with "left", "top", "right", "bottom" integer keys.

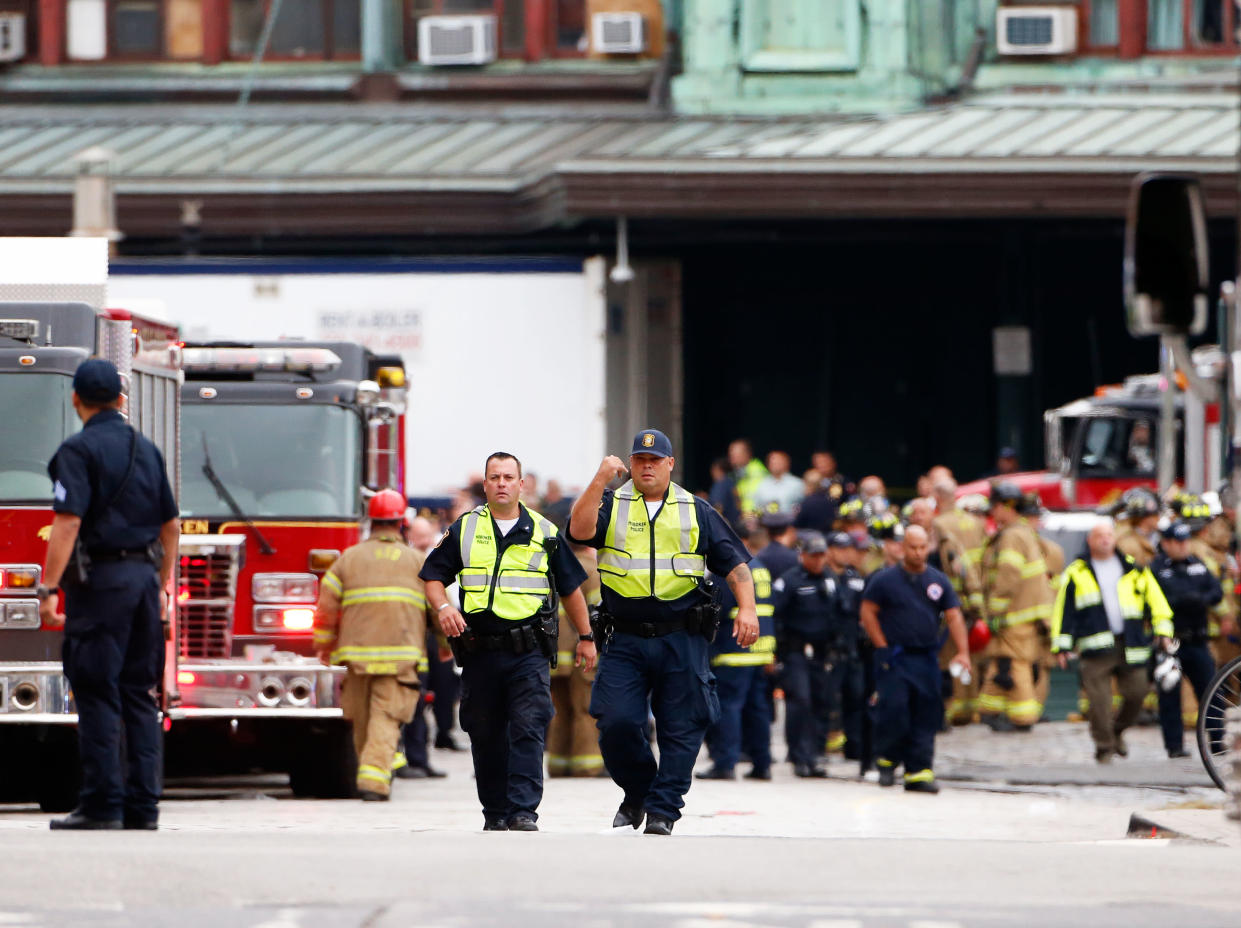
[
  {"left": 860, "top": 524, "right": 969, "bottom": 793},
  {"left": 826, "top": 531, "right": 868, "bottom": 765},
  {"left": 757, "top": 510, "right": 800, "bottom": 580},
  {"left": 696, "top": 555, "right": 776, "bottom": 780},
  {"left": 39, "top": 359, "right": 179, "bottom": 830},
  {"left": 1151, "top": 521, "right": 1222, "bottom": 758},
  {"left": 569, "top": 430, "right": 757, "bottom": 836},
  {"left": 421, "top": 451, "right": 595, "bottom": 832},
  {"left": 772, "top": 531, "right": 837, "bottom": 777}
]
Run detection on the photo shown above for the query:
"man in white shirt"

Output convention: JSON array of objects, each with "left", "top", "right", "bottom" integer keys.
[{"left": 752, "top": 450, "right": 805, "bottom": 515}]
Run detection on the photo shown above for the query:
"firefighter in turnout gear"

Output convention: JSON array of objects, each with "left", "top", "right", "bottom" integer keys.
[
  {"left": 979, "top": 482, "right": 1053, "bottom": 731},
  {"left": 547, "top": 542, "right": 604, "bottom": 778},
  {"left": 1051, "top": 519, "right": 1173, "bottom": 763},
  {"left": 1114, "top": 488, "right": 1161, "bottom": 567},
  {"left": 931, "top": 478, "right": 988, "bottom": 725},
  {"left": 1022, "top": 492, "right": 1063, "bottom": 718},
  {"left": 313, "top": 489, "right": 430, "bottom": 801},
  {"left": 421, "top": 452, "right": 594, "bottom": 832}
]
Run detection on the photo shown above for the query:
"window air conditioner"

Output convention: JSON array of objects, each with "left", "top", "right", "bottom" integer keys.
[
  {"left": 0, "top": 13, "right": 26, "bottom": 63},
  {"left": 592, "top": 12, "right": 646, "bottom": 54},
  {"left": 418, "top": 14, "right": 497, "bottom": 66},
  {"left": 996, "top": 6, "right": 1078, "bottom": 55}
]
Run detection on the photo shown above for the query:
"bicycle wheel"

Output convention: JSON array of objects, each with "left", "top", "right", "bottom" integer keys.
[{"left": 1196, "top": 654, "right": 1241, "bottom": 790}]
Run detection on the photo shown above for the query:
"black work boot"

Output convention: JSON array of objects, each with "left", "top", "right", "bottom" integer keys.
[
  {"left": 49, "top": 810, "right": 122, "bottom": 831},
  {"left": 613, "top": 802, "right": 644, "bottom": 829},
  {"left": 507, "top": 813, "right": 538, "bottom": 832},
  {"left": 644, "top": 814, "right": 674, "bottom": 835}
]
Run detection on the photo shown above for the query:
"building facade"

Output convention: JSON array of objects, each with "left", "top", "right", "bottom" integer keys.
[{"left": 0, "top": 0, "right": 1236, "bottom": 492}]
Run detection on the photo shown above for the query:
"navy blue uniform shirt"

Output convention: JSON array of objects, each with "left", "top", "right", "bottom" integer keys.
[
  {"left": 829, "top": 564, "right": 867, "bottom": 651},
  {"left": 48, "top": 409, "right": 177, "bottom": 553},
  {"left": 1150, "top": 552, "right": 1223, "bottom": 638},
  {"left": 772, "top": 564, "right": 838, "bottom": 644},
  {"left": 567, "top": 487, "right": 748, "bottom": 622},
  {"left": 421, "top": 503, "right": 586, "bottom": 636},
  {"left": 756, "top": 540, "right": 799, "bottom": 582},
  {"left": 862, "top": 564, "right": 960, "bottom": 649}
]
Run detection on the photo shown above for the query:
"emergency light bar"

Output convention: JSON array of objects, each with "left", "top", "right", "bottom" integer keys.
[
  {"left": 182, "top": 347, "right": 342, "bottom": 374},
  {"left": 0, "top": 319, "right": 39, "bottom": 340}
]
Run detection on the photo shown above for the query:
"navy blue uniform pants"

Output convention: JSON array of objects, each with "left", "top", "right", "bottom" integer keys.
[
  {"left": 426, "top": 640, "right": 460, "bottom": 738},
  {"left": 401, "top": 671, "right": 432, "bottom": 769},
  {"left": 870, "top": 649, "right": 942, "bottom": 776},
  {"left": 458, "top": 649, "right": 552, "bottom": 822},
  {"left": 590, "top": 630, "right": 719, "bottom": 821},
  {"left": 705, "top": 663, "right": 772, "bottom": 773},
  {"left": 782, "top": 649, "right": 829, "bottom": 767},
  {"left": 1157, "top": 641, "right": 1216, "bottom": 753},
  {"left": 62, "top": 561, "right": 164, "bottom": 822},
  {"left": 825, "top": 658, "right": 866, "bottom": 760}
]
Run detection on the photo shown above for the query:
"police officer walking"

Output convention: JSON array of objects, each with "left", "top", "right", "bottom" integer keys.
[
  {"left": 825, "top": 531, "right": 867, "bottom": 764},
  {"left": 772, "top": 532, "right": 836, "bottom": 778},
  {"left": 313, "top": 489, "right": 430, "bottom": 800},
  {"left": 40, "top": 359, "right": 179, "bottom": 830},
  {"left": 1150, "top": 521, "right": 1222, "bottom": 758},
  {"left": 421, "top": 452, "right": 595, "bottom": 832},
  {"left": 570, "top": 430, "right": 757, "bottom": 835},
  {"left": 696, "top": 550, "right": 776, "bottom": 781},
  {"left": 860, "top": 525, "right": 970, "bottom": 793}
]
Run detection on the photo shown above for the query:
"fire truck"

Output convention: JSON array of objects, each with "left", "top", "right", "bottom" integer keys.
[
  {"left": 0, "top": 296, "right": 181, "bottom": 812},
  {"left": 958, "top": 360, "right": 1223, "bottom": 512},
  {"left": 166, "top": 341, "right": 407, "bottom": 798}
]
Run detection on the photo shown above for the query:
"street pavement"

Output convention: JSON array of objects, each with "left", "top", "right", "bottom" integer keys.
[{"left": 0, "top": 720, "right": 1237, "bottom": 928}]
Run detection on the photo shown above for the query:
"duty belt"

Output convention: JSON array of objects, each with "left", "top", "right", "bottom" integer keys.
[
  {"left": 460, "top": 623, "right": 540, "bottom": 655},
  {"left": 88, "top": 547, "right": 156, "bottom": 563},
  {"left": 612, "top": 617, "right": 686, "bottom": 638}
]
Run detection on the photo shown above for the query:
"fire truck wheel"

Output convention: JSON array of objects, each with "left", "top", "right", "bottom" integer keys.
[
  {"left": 36, "top": 729, "right": 81, "bottom": 813},
  {"left": 288, "top": 723, "right": 357, "bottom": 799}
]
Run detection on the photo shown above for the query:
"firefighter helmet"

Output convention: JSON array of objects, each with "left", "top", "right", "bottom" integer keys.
[
  {"left": 868, "top": 512, "right": 902, "bottom": 541},
  {"left": 1172, "top": 492, "right": 1211, "bottom": 526},
  {"left": 967, "top": 618, "right": 991, "bottom": 653},
  {"left": 989, "top": 481, "right": 1022, "bottom": 506},
  {"left": 1120, "top": 487, "right": 1160, "bottom": 520},
  {"left": 1017, "top": 491, "right": 1045, "bottom": 518},
  {"left": 368, "top": 489, "right": 407, "bottom": 521}
]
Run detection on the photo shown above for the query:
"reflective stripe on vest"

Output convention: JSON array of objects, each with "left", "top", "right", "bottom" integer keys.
[
  {"left": 1066, "top": 561, "right": 1145, "bottom": 620},
  {"left": 458, "top": 504, "right": 555, "bottom": 622},
  {"left": 597, "top": 481, "right": 704, "bottom": 600}
]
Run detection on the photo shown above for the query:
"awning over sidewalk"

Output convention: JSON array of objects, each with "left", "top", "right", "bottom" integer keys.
[{"left": 2, "top": 92, "right": 1236, "bottom": 237}]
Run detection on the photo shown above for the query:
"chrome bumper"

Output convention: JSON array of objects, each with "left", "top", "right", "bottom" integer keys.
[
  {"left": 0, "top": 662, "right": 76, "bottom": 723},
  {"left": 171, "top": 659, "right": 346, "bottom": 720}
]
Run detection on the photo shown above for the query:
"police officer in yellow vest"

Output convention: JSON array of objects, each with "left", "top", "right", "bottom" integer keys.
[
  {"left": 421, "top": 452, "right": 596, "bottom": 832},
  {"left": 570, "top": 429, "right": 758, "bottom": 836}
]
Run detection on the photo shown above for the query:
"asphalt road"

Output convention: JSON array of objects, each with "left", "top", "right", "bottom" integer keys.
[{"left": 1, "top": 725, "right": 1238, "bottom": 928}]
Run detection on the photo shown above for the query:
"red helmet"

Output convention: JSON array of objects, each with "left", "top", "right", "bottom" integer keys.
[
  {"left": 368, "top": 489, "right": 406, "bottom": 521},
  {"left": 967, "top": 618, "right": 991, "bottom": 653}
]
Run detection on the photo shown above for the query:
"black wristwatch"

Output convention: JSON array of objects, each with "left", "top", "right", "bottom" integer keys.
[
  {"left": 578, "top": 632, "right": 595, "bottom": 643},
  {"left": 36, "top": 584, "right": 57, "bottom": 602}
]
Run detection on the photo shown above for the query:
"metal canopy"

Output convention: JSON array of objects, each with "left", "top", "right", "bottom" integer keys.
[{"left": 1, "top": 92, "right": 1236, "bottom": 235}]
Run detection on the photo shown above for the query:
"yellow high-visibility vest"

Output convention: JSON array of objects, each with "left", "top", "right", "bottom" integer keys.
[
  {"left": 458, "top": 504, "right": 555, "bottom": 622},
  {"left": 597, "top": 480, "right": 705, "bottom": 600}
]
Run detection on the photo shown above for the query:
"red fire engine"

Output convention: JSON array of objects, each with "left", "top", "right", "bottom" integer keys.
[
  {"left": 0, "top": 301, "right": 181, "bottom": 812},
  {"left": 958, "top": 368, "right": 1222, "bottom": 511},
  {"left": 166, "top": 342, "right": 407, "bottom": 797}
]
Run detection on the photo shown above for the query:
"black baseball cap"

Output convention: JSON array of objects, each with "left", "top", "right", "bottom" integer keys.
[
  {"left": 798, "top": 531, "right": 828, "bottom": 554},
  {"left": 631, "top": 428, "right": 673, "bottom": 458},
  {"left": 828, "top": 531, "right": 854, "bottom": 549},
  {"left": 73, "top": 358, "right": 122, "bottom": 404},
  {"left": 1162, "top": 521, "right": 1193, "bottom": 542}
]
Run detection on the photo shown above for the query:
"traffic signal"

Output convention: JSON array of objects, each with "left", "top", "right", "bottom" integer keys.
[{"left": 1124, "top": 173, "right": 1209, "bottom": 337}]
